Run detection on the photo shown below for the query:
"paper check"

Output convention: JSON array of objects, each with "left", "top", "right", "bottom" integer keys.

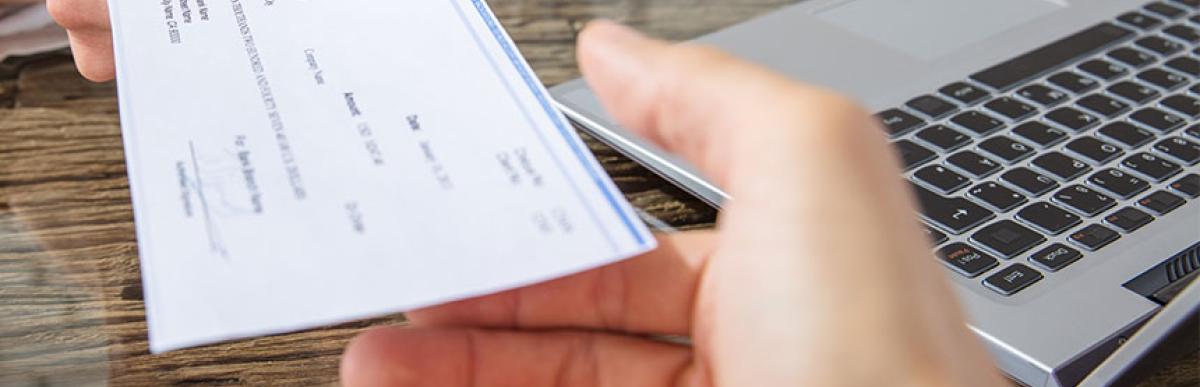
[{"left": 107, "top": 0, "right": 655, "bottom": 352}]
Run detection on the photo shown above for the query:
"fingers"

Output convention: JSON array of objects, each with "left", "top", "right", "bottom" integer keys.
[
  {"left": 341, "top": 327, "right": 703, "bottom": 387},
  {"left": 408, "top": 231, "right": 715, "bottom": 336},
  {"left": 47, "top": 0, "right": 115, "bottom": 81}
]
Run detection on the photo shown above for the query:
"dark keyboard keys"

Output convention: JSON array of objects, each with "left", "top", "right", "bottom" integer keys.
[
  {"left": 1054, "top": 185, "right": 1117, "bottom": 216},
  {"left": 1013, "top": 121, "right": 1069, "bottom": 148},
  {"left": 878, "top": 109, "right": 925, "bottom": 137},
  {"left": 1164, "top": 56, "right": 1199, "bottom": 75},
  {"left": 985, "top": 97, "right": 1038, "bottom": 121},
  {"left": 1033, "top": 152, "right": 1092, "bottom": 181},
  {"left": 1003, "top": 168, "right": 1060, "bottom": 196},
  {"left": 1145, "top": 2, "right": 1187, "bottom": 18},
  {"left": 979, "top": 136, "right": 1035, "bottom": 164},
  {"left": 1066, "top": 136, "right": 1125, "bottom": 165},
  {"left": 1018, "top": 84, "right": 1070, "bottom": 107},
  {"left": 914, "top": 165, "right": 971, "bottom": 194},
  {"left": 925, "top": 226, "right": 949, "bottom": 246},
  {"left": 895, "top": 140, "right": 937, "bottom": 170},
  {"left": 984, "top": 264, "right": 1043, "bottom": 296},
  {"left": 1078, "top": 59, "right": 1129, "bottom": 80},
  {"left": 1187, "top": 124, "right": 1200, "bottom": 139},
  {"left": 1123, "top": 152, "right": 1183, "bottom": 181},
  {"left": 907, "top": 95, "right": 959, "bottom": 119},
  {"left": 1163, "top": 24, "right": 1200, "bottom": 43},
  {"left": 1136, "top": 36, "right": 1185, "bottom": 55},
  {"left": 938, "top": 243, "right": 1000, "bottom": 278},
  {"left": 1108, "top": 47, "right": 1156, "bottom": 68},
  {"left": 1107, "top": 81, "right": 1160, "bottom": 105},
  {"left": 1129, "top": 108, "right": 1186, "bottom": 132},
  {"left": 1029, "top": 244, "right": 1083, "bottom": 272},
  {"left": 1048, "top": 72, "right": 1102, "bottom": 94},
  {"left": 947, "top": 151, "right": 1003, "bottom": 179},
  {"left": 1139, "top": 190, "right": 1187, "bottom": 214},
  {"left": 950, "top": 111, "right": 1006, "bottom": 136},
  {"left": 940, "top": 82, "right": 991, "bottom": 105},
  {"left": 1070, "top": 224, "right": 1122, "bottom": 251},
  {"left": 1098, "top": 121, "right": 1156, "bottom": 148},
  {"left": 1161, "top": 94, "right": 1200, "bottom": 118},
  {"left": 1105, "top": 207, "right": 1155, "bottom": 233},
  {"left": 969, "top": 182, "right": 1028, "bottom": 212},
  {"left": 1169, "top": 174, "right": 1200, "bottom": 198},
  {"left": 1118, "top": 11, "right": 1164, "bottom": 30},
  {"left": 1018, "top": 202, "right": 1083, "bottom": 235},
  {"left": 1046, "top": 107, "right": 1101, "bottom": 131},
  {"left": 1137, "top": 68, "right": 1189, "bottom": 90},
  {"left": 1088, "top": 169, "right": 1151, "bottom": 199},
  {"left": 1076, "top": 94, "right": 1131, "bottom": 118},
  {"left": 913, "top": 185, "right": 995, "bottom": 234},
  {"left": 915, "top": 125, "right": 972, "bottom": 151},
  {"left": 972, "top": 220, "right": 1046, "bottom": 258},
  {"left": 1154, "top": 137, "right": 1200, "bottom": 165},
  {"left": 971, "top": 23, "right": 1132, "bottom": 90}
]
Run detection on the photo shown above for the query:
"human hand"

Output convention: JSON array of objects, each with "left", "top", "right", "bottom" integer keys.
[
  {"left": 340, "top": 20, "right": 1008, "bottom": 387},
  {"left": 45, "top": 0, "right": 113, "bottom": 81}
]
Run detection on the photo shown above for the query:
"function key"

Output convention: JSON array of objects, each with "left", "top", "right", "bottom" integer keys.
[
  {"left": 915, "top": 125, "right": 972, "bottom": 151},
  {"left": 939, "top": 82, "right": 991, "bottom": 105},
  {"left": 1029, "top": 243, "right": 1083, "bottom": 272},
  {"left": 1105, "top": 207, "right": 1155, "bottom": 233},
  {"left": 1137, "top": 68, "right": 1188, "bottom": 90},
  {"left": 984, "top": 264, "right": 1043, "bottom": 296},
  {"left": 1018, "top": 84, "right": 1070, "bottom": 107},
  {"left": 878, "top": 109, "right": 925, "bottom": 137},
  {"left": 969, "top": 182, "right": 1028, "bottom": 212},
  {"left": 914, "top": 165, "right": 971, "bottom": 194},
  {"left": 1107, "top": 81, "right": 1161, "bottom": 105},
  {"left": 1129, "top": 107, "right": 1186, "bottom": 133},
  {"left": 1122, "top": 152, "right": 1183, "bottom": 181},
  {"left": 984, "top": 97, "right": 1038, "bottom": 121},
  {"left": 1054, "top": 185, "right": 1117, "bottom": 217},
  {"left": 1154, "top": 137, "right": 1200, "bottom": 165},
  {"left": 1017, "top": 202, "right": 1083, "bottom": 235},
  {"left": 1163, "top": 24, "right": 1199, "bottom": 43},
  {"left": 1045, "top": 107, "right": 1101, "bottom": 132},
  {"left": 907, "top": 95, "right": 959, "bottom": 119},
  {"left": 925, "top": 226, "right": 949, "bottom": 246},
  {"left": 1107, "top": 47, "right": 1156, "bottom": 68},
  {"left": 1117, "top": 11, "right": 1164, "bottom": 30},
  {"left": 1078, "top": 59, "right": 1130, "bottom": 80},
  {"left": 1164, "top": 56, "right": 1199, "bottom": 75},
  {"left": 1160, "top": 94, "right": 1200, "bottom": 119},
  {"left": 938, "top": 243, "right": 999, "bottom": 278},
  {"left": 1169, "top": 174, "right": 1200, "bottom": 198},
  {"left": 1048, "top": 72, "right": 1101, "bottom": 94},
  {"left": 1066, "top": 136, "right": 1125, "bottom": 165},
  {"left": 1076, "top": 93, "right": 1131, "bottom": 118},
  {"left": 1098, "top": 121, "right": 1156, "bottom": 148},
  {"left": 1069, "top": 224, "right": 1122, "bottom": 251},
  {"left": 950, "top": 110, "right": 1006, "bottom": 136},
  {"left": 1139, "top": 190, "right": 1187, "bottom": 214},
  {"left": 1136, "top": 36, "right": 1185, "bottom": 55},
  {"left": 1033, "top": 152, "right": 1092, "bottom": 181},
  {"left": 979, "top": 136, "right": 1035, "bottom": 164},
  {"left": 1003, "top": 167, "right": 1060, "bottom": 197},
  {"left": 913, "top": 185, "right": 996, "bottom": 235},
  {"left": 947, "top": 151, "right": 1003, "bottom": 179},
  {"left": 972, "top": 220, "right": 1046, "bottom": 258},
  {"left": 894, "top": 140, "right": 937, "bottom": 170},
  {"left": 1145, "top": 2, "right": 1187, "bottom": 19},
  {"left": 1088, "top": 168, "right": 1151, "bottom": 199},
  {"left": 1013, "top": 121, "right": 1069, "bottom": 148}
]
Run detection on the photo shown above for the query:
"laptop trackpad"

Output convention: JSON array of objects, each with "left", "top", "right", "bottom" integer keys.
[{"left": 816, "top": 0, "right": 1065, "bottom": 61}]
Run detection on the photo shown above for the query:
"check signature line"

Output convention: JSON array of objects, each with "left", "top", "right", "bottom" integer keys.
[{"left": 189, "top": 141, "right": 230, "bottom": 260}]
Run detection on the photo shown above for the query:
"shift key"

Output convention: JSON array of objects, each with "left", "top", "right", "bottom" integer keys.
[{"left": 913, "top": 184, "right": 996, "bottom": 234}]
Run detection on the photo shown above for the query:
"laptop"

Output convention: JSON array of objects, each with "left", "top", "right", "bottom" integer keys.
[{"left": 549, "top": 1, "right": 1200, "bottom": 386}]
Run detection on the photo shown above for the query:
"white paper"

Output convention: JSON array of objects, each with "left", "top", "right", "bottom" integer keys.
[
  {"left": 107, "top": 0, "right": 656, "bottom": 353},
  {"left": 0, "top": 5, "right": 69, "bottom": 61}
]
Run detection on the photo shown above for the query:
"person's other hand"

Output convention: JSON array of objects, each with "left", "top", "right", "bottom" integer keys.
[
  {"left": 340, "top": 21, "right": 1008, "bottom": 387},
  {"left": 45, "top": 0, "right": 112, "bottom": 81}
]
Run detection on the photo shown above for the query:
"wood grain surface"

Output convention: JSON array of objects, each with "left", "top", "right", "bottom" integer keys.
[{"left": 0, "top": 1, "right": 1194, "bottom": 386}]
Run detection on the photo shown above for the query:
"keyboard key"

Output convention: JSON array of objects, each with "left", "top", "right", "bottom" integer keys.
[
  {"left": 938, "top": 243, "right": 999, "bottom": 278},
  {"left": 1137, "top": 68, "right": 1189, "bottom": 90},
  {"left": 1045, "top": 107, "right": 1101, "bottom": 131},
  {"left": 950, "top": 111, "right": 1005, "bottom": 136},
  {"left": 1105, "top": 207, "right": 1155, "bottom": 233},
  {"left": 1018, "top": 202, "right": 1082, "bottom": 235},
  {"left": 1088, "top": 169, "right": 1151, "bottom": 199},
  {"left": 947, "top": 151, "right": 1003, "bottom": 179},
  {"left": 1003, "top": 167, "right": 1060, "bottom": 196},
  {"left": 972, "top": 220, "right": 1046, "bottom": 258},
  {"left": 907, "top": 95, "right": 959, "bottom": 119},
  {"left": 894, "top": 140, "right": 937, "bottom": 171},
  {"left": 984, "top": 264, "right": 1043, "bottom": 296},
  {"left": 1108, "top": 47, "right": 1156, "bottom": 68},
  {"left": 1018, "top": 84, "right": 1070, "bottom": 107},
  {"left": 925, "top": 226, "right": 949, "bottom": 246},
  {"left": 915, "top": 125, "right": 972, "bottom": 151},
  {"left": 1033, "top": 152, "right": 1092, "bottom": 181},
  {"left": 1013, "top": 121, "right": 1069, "bottom": 148},
  {"left": 984, "top": 97, "right": 1038, "bottom": 121},
  {"left": 1029, "top": 244, "right": 1083, "bottom": 272},
  {"left": 1139, "top": 190, "right": 1187, "bottom": 214},
  {"left": 1160, "top": 94, "right": 1200, "bottom": 118},
  {"left": 1078, "top": 59, "right": 1129, "bottom": 80},
  {"left": 1117, "top": 11, "right": 1164, "bottom": 30},
  {"left": 1145, "top": 2, "right": 1187, "bottom": 18},
  {"left": 1187, "top": 124, "right": 1200, "bottom": 139},
  {"left": 1069, "top": 224, "right": 1121, "bottom": 251},
  {"left": 913, "top": 185, "right": 995, "bottom": 234},
  {"left": 1164, "top": 56, "right": 1199, "bottom": 75},
  {"left": 1054, "top": 185, "right": 1117, "bottom": 217},
  {"left": 1066, "top": 136, "right": 1125, "bottom": 165},
  {"left": 940, "top": 82, "right": 991, "bottom": 105},
  {"left": 1136, "top": 36, "right": 1185, "bottom": 55},
  {"left": 1107, "top": 81, "right": 1161, "bottom": 105},
  {"left": 1154, "top": 137, "right": 1200, "bottom": 165},
  {"left": 978, "top": 136, "right": 1035, "bottom": 164},
  {"left": 1076, "top": 93, "right": 1131, "bottom": 118},
  {"left": 914, "top": 165, "right": 971, "bottom": 194},
  {"left": 1163, "top": 24, "right": 1200, "bottom": 43},
  {"left": 1169, "top": 174, "right": 1200, "bottom": 198},
  {"left": 1129, "top": 108, "right": 1186, "bottom": 132},
  {"left": 1048, "top": 72, "right": 1101, "bottom": 94},
  {"left": 971, "top": 23, "right": 1132, "bottom": 90},
  {"left": 878, "top": 109, "right": 925, "bottom": 137},
  {"left": 1122, "top": 152, "right": 1183, "bottom": 181},
  {"left": 1098, "top": 121, "right": 1156, "bottom": 148},
  {"left": 969, "top": 182, "right": 1028, "bottom": 212}
]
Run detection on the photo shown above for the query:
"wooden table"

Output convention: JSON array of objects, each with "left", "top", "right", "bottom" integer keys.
[{"left": 0, "top": 1, "right": 1194, "bottom": 385}]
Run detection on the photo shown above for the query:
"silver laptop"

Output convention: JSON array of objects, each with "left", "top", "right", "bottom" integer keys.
[{"left": 550, "top": 1, "right": 1200, "bottom": 386}]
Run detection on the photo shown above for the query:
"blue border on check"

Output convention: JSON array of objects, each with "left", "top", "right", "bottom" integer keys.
[{"left": 451, "top": 0, "right": 649, "bottom": 249}]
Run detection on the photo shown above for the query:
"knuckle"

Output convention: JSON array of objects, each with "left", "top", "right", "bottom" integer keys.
[{"left": 47, "top": 0, "right": 106, "bottom": 30}]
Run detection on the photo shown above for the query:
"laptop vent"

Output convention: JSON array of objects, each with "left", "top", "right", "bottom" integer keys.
[
  {"left": 1166, "top": 247, "right": 1200, "bottom": 283},
  {"left": 1124, "top": 243, "right": 1200, "bottom": 305}
]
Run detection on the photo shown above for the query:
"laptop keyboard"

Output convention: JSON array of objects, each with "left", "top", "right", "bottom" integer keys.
[{"left": 880, "top": 0, "right": 1200, "bottom": 297}]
